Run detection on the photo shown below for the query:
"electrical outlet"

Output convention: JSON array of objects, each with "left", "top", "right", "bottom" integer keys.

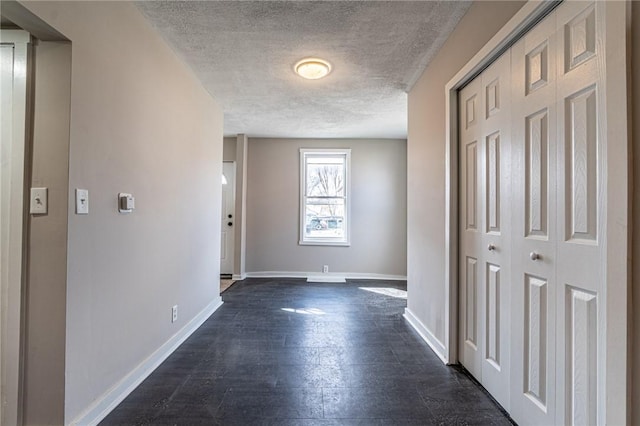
[
  {"left": 172, "top": 305, "right": 178, "bottom": 323},
  {"left": 322, "top": 265, "right": 329, "bottom": 273}
]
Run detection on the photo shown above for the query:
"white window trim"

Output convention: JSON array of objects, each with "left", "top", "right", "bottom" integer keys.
[{"left": 299, "top": 148, "right": 351, "bottom": 246}]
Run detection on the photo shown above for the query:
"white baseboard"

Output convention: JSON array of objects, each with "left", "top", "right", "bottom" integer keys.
[
  {"left": 69, "top": 296, "right": 224, "bottom": 426},
  {"left": 345, "top": 272, "right": 407, "bottom": 281},
  {"left": 246, "top": 271, "right": 308, "bottom": 279},
  {"left": 403, "top": 307, "right": 448, "bottom": 364},
  {"left": 245, "top": 271, "right": 407, "bottom": 281},
  {"left": 231, "top": 273, "right": 246, "bottom": 281}
]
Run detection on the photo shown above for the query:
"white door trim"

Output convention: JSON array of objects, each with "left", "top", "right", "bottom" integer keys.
[
  {"left": 443, "top": 1, "right": 630, "bottom": 423},
  {"left": 598, "top": 2, "right": 631, "bottom": 424},
  {"left": 221, "top": 161, "right": 236, "bottom": 275},
  {"left": 0, "top": 29, "right": 31, "bottom": 426}
]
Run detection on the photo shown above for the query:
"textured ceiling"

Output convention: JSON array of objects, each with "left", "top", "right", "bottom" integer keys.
[{"left": 136, "top": 1, "right": 471, "bottom": 138}]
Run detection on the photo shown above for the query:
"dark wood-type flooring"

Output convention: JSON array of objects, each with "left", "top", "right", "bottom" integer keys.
[{"left": 101, "top": 278, "right": 514, "bottom": 425}]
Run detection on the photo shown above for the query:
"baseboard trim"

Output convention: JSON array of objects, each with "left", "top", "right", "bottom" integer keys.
[
  {"left": 69, "top": 296, "right": 224, "bottom": 426},
  {"left": 231, "top": 273, "right": 246, "bottom": 281},
  {"left": 245, "top": 271, "right": 407, "bottom": 281},
  {"left": 403, "top": 307, "right": 448, "bottom": 364}
]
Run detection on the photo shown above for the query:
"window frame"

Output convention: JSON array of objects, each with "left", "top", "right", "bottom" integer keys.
[{"left": 299, "top": 148, "right": 351, "bottom": 246}]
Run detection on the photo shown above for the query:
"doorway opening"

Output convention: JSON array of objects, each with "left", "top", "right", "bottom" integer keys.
[{"left": 220, "top": 161, "right": 236, "bottom": 293}]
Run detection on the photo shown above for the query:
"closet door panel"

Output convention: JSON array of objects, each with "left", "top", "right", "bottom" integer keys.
[
  {"left": 478, "top": 52, "right": 512, "bottom": 410},
  {"left": 509, "top": 10, "right": 558, "bottom": 425},
  {"left": 554, "top": 2, "right": 603, "bottom": 424},
  {"left": 458, "top": 78, "right": 484, "bottom": 378}
]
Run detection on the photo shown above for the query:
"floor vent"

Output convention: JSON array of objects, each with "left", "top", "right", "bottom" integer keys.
[{"left": 306, "top": 276, "right": 346, "bottom": 283}]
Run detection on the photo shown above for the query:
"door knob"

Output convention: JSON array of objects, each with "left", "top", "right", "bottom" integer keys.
[
  {"left": 530, "top": 252, "right": 541, "bottom": 261},
  {"left": 487, "top": 244, "right": 496, "bottom": 251},
  {"left": 228, "top": 214, "right": 233, "bottom": 218},
  {"left": 228, "top": 222, "right": 233, "bottom": 226}
]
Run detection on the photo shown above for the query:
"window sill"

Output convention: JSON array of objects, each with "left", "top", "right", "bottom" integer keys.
[{"left": 299, "top": 240, "right": 351, "bottom": 247}]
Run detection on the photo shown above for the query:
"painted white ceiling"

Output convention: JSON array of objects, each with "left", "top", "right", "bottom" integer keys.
[{"left": 135, "top": 1, "right": 471, "bottom": 139}]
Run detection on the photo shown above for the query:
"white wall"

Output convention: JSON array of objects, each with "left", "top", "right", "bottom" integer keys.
[
  {"left": 406, "top": 1, "right": 524, "bottom": 354},
  {"left": 246, "top": 138, "right": 407, "bottom": 277},
  {"left": 18, "top": 1, "right": 224, "bottom": 423}
]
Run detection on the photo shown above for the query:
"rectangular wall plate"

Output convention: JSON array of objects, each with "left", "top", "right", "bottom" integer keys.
[
  {"left": 76, "top": 189, "right": 89, "bottom": 214},
  {"left": 30, "top": 187, "right": 48, "bottom": 214}
]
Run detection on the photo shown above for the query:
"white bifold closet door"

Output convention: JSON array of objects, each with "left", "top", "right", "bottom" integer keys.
[
  {"left": 458, "top": 51, "right": 512, "bottom": 410},
  {"left": 512, "top": 2, "right": 605, "bottom": 425},
  {"left": 509, "top": 10, "right": 559, "bottom": 425},
  {"left": 460, "top": 2, "right": 609, "bottom": 424}
]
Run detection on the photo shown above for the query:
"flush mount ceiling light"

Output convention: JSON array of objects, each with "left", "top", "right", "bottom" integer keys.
[{"left": 294, "top": 58, "right": 332, "bottom": 80}]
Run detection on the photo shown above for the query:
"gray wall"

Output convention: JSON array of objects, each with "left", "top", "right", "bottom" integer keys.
[
  {"left": 23, "top": 39, "right": 71, "bottom": 425},
  {"left": 406, "top": 1, "right": 524, "bottom": 347},
  {"left": 19, "top": 2, "right": 224, "bottom": 423},
  {"left": 246, "top": 138, "right": 407, "bottom": 277},
  {"left": 223, "top": 137, "right": 236, "bottom": 161}
]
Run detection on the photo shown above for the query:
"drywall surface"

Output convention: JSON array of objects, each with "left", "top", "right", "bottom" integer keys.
[
  {"left": 23, "top": 40, "right": 71, "bottom": 426},
  {"left": 234, "top": 134, "right": 248, "bottom": 278},
  {"left": 406, "top": 1, "right": 524, "bottom": 347},
  {"left": 245, "top": 138, "right": 406, "bottom": 277},
  {"left": 18, "top": 1, "right": 224, "bottom": 423},
  {"left": 223, "top": 137, "right": 236, "bottom": 161}
]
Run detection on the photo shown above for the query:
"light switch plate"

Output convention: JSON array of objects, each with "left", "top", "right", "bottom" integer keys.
[
  {"left": 30, "top": 187, "right": 48, "bottom": 214},
  {"left": 76, "top": 189, "right": 89, "bottom": 214}
]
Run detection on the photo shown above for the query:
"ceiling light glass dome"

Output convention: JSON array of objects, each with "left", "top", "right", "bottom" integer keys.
[{"left": 294, "top": 58, "right": 332, "bottom": 80}]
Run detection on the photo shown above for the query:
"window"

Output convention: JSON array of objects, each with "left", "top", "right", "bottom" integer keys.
[{"left": 300, "top": 149, "right": 351, "bottom": 246}]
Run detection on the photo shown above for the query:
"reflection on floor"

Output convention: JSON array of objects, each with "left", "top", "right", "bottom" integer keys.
[
  {"left": 220, "top": 278, "right": 236, "bottom": 294},
  {"left": 101, "top": 278, "right": 514, "bottom": 425}
]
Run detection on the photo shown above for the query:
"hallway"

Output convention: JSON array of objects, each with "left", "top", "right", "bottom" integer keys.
[{"left": 101, "top": 279, "right": 513, "bottom": 425}]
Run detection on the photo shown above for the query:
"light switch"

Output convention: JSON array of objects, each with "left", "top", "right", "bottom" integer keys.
[
  {"left": 76, "top": 189, "right": 89, "bottom": 215},
  {"left": 30, "top": 187, "right": 48, "bottom": 214}
]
